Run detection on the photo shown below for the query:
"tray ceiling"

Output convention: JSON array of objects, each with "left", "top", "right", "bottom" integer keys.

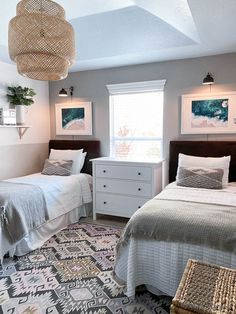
[{"left": 1, "top": 0, "right": 236, "bottom": 72}]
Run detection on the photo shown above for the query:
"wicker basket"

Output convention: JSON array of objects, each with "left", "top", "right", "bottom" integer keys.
[{"left": 171, "top": 259, "right": 236, "bottom": 314}]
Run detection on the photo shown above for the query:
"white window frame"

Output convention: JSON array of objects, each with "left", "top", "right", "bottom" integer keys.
[{"left": 107, "top": 80, "right": 166, "bottom": 159}]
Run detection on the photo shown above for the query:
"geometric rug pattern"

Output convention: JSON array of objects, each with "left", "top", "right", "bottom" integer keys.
[{"left": 0, "top": 223, "right": 172, "bottom": 313}]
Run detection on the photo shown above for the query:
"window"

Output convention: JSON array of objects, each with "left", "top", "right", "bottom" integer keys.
[{"left": 107, "top": 80, "right": 165, "bottom": 161}]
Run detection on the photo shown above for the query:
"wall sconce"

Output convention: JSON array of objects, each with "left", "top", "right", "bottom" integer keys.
[
  {"left": 59, "top": 86, "right": 74, "bottom": 98},
  {"left": 202, "top": 73, "right": 214, "bottom": 85}
]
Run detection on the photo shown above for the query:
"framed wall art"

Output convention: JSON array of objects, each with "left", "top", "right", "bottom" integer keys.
[
  {"left": 55, "top": 102, "right": 92, "bottom": 135},
  {"left": 181, "top": 92, "right": 236, "bottom": 134}
]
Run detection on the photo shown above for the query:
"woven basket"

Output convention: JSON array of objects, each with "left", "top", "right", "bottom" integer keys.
[
  {"left": 171, "top": 259, "right": 236, "bottom": 314},
  {"left": 8, "top": 0, "right": 75, "bottom": 81}
]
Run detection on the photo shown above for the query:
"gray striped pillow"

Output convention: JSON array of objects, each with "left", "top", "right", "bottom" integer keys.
[
  {"left": 42, "top": 159, "right": 73, "bottom": 176},
  {"left": 176, "top": 167, "right": 224, "bottom": 189}
]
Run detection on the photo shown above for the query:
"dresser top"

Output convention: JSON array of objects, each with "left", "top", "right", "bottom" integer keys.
[{"left": 90, "top": 156, "right": 164, "bottom": 166}]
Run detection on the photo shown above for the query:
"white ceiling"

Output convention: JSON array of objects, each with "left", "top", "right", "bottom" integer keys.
[{"left": 1, "top": 0, "right": 236, "bottom": 72}]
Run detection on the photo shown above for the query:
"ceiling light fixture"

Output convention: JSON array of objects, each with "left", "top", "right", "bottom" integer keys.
[
  {"left": 202, "top": 73, "right": 214, "bottom": 85},
  {"left": 8, "top": 0, "right": 76, "bottom": 81}
]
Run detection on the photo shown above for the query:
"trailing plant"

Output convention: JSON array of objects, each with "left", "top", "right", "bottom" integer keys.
[{"left": 7, "top": 86, "right": 36, "bottom": 106}]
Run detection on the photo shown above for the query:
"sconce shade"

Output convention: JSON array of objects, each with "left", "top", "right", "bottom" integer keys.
[
  {"left": 59, "top": 88, "right": 68, "bottom": 97},
  {"left": 202, "top": 73, "right": 214, "bottom": 85},
  {"left": 59, "top": 86, "right": 74, "bottom": 97},
  {"left": 8, "top": 0, "right": 76, "bottom": 81}
]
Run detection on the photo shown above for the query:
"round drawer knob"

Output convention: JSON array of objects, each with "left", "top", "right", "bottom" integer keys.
[
  {"left": 103, "top": 170, "right": 106, "bottom": 173},
  {"left": 138, "top": 172, "right": 141, "bottom": 176},
  {"left": 138, "top": 206, "right": 141, "bottom": 209},
  {"left": 138, "top": 188, "right": 141, "bottom": 191},
  {"left": 104, "top": 201, "right": 107, "bottom": 205},
  {"left": 103, "top": 185, "right": 106, "bottom": 188}
]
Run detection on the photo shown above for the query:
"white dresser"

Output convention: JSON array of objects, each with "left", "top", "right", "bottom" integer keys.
[{"left": 91, "top": 157, "right": 163, "bottom": 220}]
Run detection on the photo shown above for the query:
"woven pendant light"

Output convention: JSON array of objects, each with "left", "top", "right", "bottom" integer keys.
[{"left": 8, "top": 0, "right": 76, "bottom": 81}]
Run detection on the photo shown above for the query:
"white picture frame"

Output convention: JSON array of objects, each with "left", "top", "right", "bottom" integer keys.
[
  {"left": 55, "top": 102, "right": 92, "bottom": 135},
  {"left": 181, "top": 92, "right": 236, "bottom": 134}
]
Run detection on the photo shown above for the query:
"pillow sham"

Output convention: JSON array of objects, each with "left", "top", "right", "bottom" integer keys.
[
  {"left": 49, "top": 149, "right": 83, "bottom": 174},
  {"left": 178, "top": 153, "right": 231, "bottom": 187},
  {"left": 42, "top": 159, "right": 73, "bottom": 176},
  {"left": 176, "top": 167, "right": 224, "bottom": 189},
  {"left": 79, "top": 152, "right": 87, "bottom": 172}
]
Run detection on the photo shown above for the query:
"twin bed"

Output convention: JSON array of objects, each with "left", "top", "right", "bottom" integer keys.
[
  {"left": 114, "top": 141, "right": 236, "bottom": 297},
  {"left": 0, "top": 139, "right": 100, "bottom": 262},
  {"left": 2, "top": 139, "right": 236, "bottom": 300}
]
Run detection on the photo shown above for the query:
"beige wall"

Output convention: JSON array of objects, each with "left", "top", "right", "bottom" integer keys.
[
  {"left": 0, "top": 61, "right": 50, "bottom": 179},
  {"left": 49, "top": 53, "right": 236, "bottom": 159},
  {"left": 0, "top": 143, "right": 48, "bottom": 180}
]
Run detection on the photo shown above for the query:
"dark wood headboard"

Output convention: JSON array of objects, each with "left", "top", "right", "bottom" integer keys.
[
  {"left": 49, "top": 140, "right": 101, "bottom": 175},
  {"left": 169, "top": 141, "right": 236, "bottom": 183}
]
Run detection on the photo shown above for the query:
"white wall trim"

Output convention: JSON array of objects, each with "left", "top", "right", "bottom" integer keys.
[{"left": 106, "top": 79, "right": 166, "bottom": 94}]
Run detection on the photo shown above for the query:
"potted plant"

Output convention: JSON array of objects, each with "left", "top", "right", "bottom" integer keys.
[{"left": 7, "top": 86, "right": 36, "bottom": 125}]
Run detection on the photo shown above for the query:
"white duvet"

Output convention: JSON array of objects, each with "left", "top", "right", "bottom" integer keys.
[
  {"left": 115, "top": 182, "right": 236, "bottom": 297},
  {"left": 6, "top": 173, "right": 92, "bottom": 220},
  {"left": 159, "top": 181, "right": 236, "bottom": 207}
]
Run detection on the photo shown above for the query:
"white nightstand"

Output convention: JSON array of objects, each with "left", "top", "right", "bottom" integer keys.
[{"left": 91, "top": 157, "right": 163, "bottom": 220}]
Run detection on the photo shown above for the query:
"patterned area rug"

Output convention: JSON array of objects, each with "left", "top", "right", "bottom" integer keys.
[{"left": 0, "top": 223, "right": 172, "bottom": 313}]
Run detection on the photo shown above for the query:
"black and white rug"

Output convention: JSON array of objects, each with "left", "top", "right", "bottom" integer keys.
[{"left": 0, "top": 223, "right": 172, "bottom": 313}]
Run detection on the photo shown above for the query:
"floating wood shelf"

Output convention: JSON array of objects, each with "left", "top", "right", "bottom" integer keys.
[{"left": 0, "top": 125, "right": 32, "bottom": 139}]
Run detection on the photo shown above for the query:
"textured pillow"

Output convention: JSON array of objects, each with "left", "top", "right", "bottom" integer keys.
[
  {"left": 178, "top": 153, "right": 231, "bottom": 187},
  {"left": 176, "top": 167, "right": 224, "bottom": 189},
  {"left": 49, "top": 149, "right": 83, "bottom": 174},
  {"left": 42, "top": 159, "right": 73, "bottom": 176}
]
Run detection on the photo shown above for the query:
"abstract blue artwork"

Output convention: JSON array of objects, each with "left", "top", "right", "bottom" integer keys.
[
  {"left": 181, "top": 92, "right": 236, "bottom": 134},
  {"left": 55, "top": 102, "right": 92, "bottom": 135},
  {"left": 62, "top": 108, "right": 85, "bottom": 130},
  {"left": 191, "top": 98, "right": 228, "bottom": 128}
]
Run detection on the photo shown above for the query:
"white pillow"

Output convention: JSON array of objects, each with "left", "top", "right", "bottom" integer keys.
[
  {"left": 78, "top": 152, "right": 87, "bottom": 173},
  {"left": 49, "top": 149, "right": 83, "bottom": 174},
  {"left": 177, "top": 153, "right": 231, "bottom": 187}
]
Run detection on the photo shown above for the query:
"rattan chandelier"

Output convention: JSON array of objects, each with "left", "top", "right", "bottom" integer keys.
[{"left": 8, "top": 0, "right": 76, "bottom": 81}]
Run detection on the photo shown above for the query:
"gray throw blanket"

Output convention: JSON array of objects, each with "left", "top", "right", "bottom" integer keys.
[
  {"left": 117, "top": 198, "right": 236, "bottom": 255},
  {"left": 0, "top": 181, "right": 49, "bottom": 244}
]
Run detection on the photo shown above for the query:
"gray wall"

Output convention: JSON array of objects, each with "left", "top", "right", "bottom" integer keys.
[{"left": 49, "top": 53, "right": 236, "bottom": 158}]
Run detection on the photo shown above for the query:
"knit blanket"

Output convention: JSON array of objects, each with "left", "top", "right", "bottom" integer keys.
[
  {"left": 0, "top": 181, "right": 49, "bottom": 244},
  {"left": 117, "top": 185, "right": 236, "bottom": 254}
]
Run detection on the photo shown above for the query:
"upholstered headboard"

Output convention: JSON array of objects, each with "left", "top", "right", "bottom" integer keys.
[
  {"left": 169, "top": 141, "right": 236, "bottom": 183},
  {"left": 49, "top": 140, "right": 101, "bottom": 175}
]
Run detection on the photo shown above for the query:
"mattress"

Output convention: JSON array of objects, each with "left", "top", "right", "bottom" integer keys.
[
  {"left": 114, "top": 182, "right": 236, "bottom": 297},
  {"left": 1, "top": 173, "right": 92, "bottom": 261}
]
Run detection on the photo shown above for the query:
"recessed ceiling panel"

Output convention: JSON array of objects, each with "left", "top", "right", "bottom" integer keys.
[
  {"left": 71, "top": 7, "right": 195, "bottom": 60},
  {"left": 56, "top": 0, "right": 135, "bottom": 19},
  {"left": 135, "top": 0, "right": 199, "bottom": 42}
]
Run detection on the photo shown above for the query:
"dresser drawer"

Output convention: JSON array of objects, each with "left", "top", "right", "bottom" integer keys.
[
  {"left": 96, "top": 178, "right": 152, "bottom": 197},
  {"left": 95, "top": 164, "right": 151, "bottom": 181},
  {"left": 95, "top": 193, "right": 148, "bottom": 217}
]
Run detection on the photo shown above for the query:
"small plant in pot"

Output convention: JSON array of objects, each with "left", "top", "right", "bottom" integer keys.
[{"left": 7, "top": 86, "right": 36, "bottom": 125}]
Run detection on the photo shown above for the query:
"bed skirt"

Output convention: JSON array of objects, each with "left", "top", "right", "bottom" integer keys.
[
  {"left": 1, "top": 203, "right": 92, "bottom": 261},
  {"left": 114, "top": 238, "right": 236, "bottom": 297}
]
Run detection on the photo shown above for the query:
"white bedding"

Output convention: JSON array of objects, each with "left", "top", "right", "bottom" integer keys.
[
  {"left": 115, "top": 182, "right": 236, "bottom": 297},
  {"left": 160, "top": 181, "right": 236, "bottom": 207},
  {"left": 7, "top": 172, "right": 92, "bottom": 220},
  {"left": 1, "top": 173, "right": 92, "bottom": 261}
]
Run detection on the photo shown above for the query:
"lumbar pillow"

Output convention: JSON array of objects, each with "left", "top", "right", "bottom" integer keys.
[
  {"left": 42, "top": 159, "right": 73, "bottom": 176},
  {"left": 178, "top": 153, "right": 231, "bottom": 187},
  {"left": 49, "top": 149, "right": 83, "bottom": 174},
  {"left": 176, "top": 167, "right": 224, "bottom": 189}
]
